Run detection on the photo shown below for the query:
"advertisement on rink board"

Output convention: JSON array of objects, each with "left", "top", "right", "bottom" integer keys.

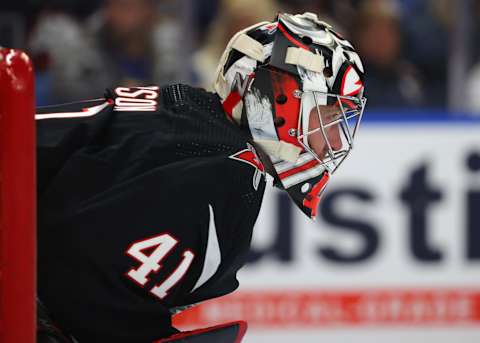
[{"left": 174, "top": 119, "right": 480, "bottom": 342}]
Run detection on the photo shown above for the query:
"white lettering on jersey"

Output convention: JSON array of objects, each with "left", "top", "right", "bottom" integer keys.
[
  {"left": 126, "top": 233, "right": 195, "bottom": 299},
  {"left": 151, "top": 250, "right": 195, "bottom": 299},
  {"left": 114, "top": 86, "right": 159, "bottom": 112}
]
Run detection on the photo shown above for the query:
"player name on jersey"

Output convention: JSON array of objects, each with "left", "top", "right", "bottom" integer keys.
[{"left": 114, "top": 86, "right": 159, "bottom": 112}]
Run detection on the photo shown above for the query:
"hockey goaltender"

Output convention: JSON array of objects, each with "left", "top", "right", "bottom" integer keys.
[{"left": 36, "top": 12, "right": 366, "bottom": 343}]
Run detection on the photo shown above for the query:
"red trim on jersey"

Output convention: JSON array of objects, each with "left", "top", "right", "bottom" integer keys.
[
  {"left": 278, "top": 159, "right": 319, "bottom": 180},
  {"left": 230, "top": 148, "right": 265, "bottom": 172},
  {"left": 35, "top": 101, "right": 110, "bottom": 120},
  {"left": 303, "top": 172, "right": 329, "bottom": 218},
  {"left": 277, "top": 23, "right": 310, "bottom": 51},
  {"left": 234, "top": 321, "right": 247, "bottom": 343},
  {"left": 154, "top": 321, "right": 247, "bottom": 343}
]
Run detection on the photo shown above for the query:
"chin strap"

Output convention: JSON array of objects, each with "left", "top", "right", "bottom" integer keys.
[{"left": 254, "top": 139, "right": 302, "bottom": 163}]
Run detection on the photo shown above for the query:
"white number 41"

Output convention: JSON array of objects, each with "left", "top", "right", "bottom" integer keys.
[{"left": 126, "top": 233, "right": 195, "bottom": 299}]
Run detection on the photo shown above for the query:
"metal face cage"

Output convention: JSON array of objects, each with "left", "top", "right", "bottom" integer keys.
[{"left": 297, "top": 91, "right": 367, "bottom": 174}]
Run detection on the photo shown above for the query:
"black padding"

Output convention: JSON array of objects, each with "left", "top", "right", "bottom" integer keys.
[{"left": 37, "top": 299, "right": 76, "bottom": 343}]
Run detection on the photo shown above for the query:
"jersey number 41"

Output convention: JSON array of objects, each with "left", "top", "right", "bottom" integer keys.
[{"left": 126, "top": 233, "right": 195, "bottom": 299}]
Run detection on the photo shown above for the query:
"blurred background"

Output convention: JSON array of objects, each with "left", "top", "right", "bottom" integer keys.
[
  {"left": 1, "top": 0, "right": 480, "bottom": 113},
  {"left": 2, "top": 0, "right": 480, "bottom": 342}
]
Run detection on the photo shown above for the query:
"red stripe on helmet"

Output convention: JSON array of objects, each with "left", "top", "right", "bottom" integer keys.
[
  {"left": 278, "top": 23, "right": 310, "bottom": 51},
  {"left": 270, "top": 69, "right": 303, "bottom": 148},
  {"left": 339, "top": 98, "right": 357, "bottom": 110},
  {"left": 340, "top": 64, "right": 363, "bottom": 97},
  {"left": 303, "top": 171, "right": 329, "bottom": 218},
  {"left": 222, "top": 91, "right": 242, "bottom": 119},
  {"left": 278, "top": 158, "right": 319, "bottom": 180}
]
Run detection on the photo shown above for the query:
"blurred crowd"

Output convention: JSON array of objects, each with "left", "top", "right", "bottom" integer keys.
[{"left": 1, "top": 0, "right": 480, "bottom": 114}]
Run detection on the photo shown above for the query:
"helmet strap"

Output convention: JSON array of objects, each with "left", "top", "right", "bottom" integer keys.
[{"left": 254, "top": 139, "right": 301, "bottom": 163}]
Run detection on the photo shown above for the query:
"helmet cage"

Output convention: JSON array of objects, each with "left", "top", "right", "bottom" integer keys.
[{"left": 297, "top": 91, "right": 366, "bottom": 174}]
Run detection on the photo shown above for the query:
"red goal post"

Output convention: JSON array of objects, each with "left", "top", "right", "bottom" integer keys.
[{"left": 0, "top": 48, "right": 36, "bottom": 342}]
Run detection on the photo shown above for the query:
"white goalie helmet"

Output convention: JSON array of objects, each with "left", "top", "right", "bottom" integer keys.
[{"left": 214, "top": 12, "right": 367, "bottom": 219}]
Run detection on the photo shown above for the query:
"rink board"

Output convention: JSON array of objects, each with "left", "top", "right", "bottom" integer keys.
[{"left": 174, "top": 121, "right": 480, "bottom": 342}]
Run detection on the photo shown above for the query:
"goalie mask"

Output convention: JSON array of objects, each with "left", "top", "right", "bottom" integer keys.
[{"left": 214, "top": 12, "right": 367, "bottom": 219}]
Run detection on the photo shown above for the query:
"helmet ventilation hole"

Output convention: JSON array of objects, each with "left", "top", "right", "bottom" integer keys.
[
  {"left": 323, "top": 67, "right": 333, "bottom": 78},
  {"left": 276, "top": 94, "right": 288, "bottom": 104},
  {"left": 274, "top": 116, "right": 286, "bottom": 127},
  {"left": 301, "top": 36, "right": 313, "bottom": 45}
]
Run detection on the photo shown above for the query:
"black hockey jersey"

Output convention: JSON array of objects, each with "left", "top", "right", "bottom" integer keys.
[{"left": 36, "top": 85, "right": 266, "bottom": 343}]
